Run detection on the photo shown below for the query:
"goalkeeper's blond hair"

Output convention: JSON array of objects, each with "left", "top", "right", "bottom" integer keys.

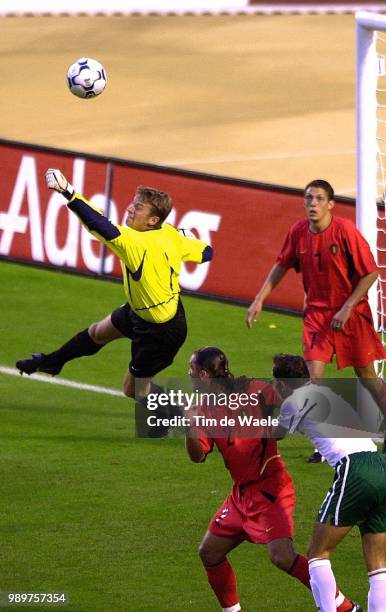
[{"left": 136, "top": 186, "right": 172, "bottom": 224}]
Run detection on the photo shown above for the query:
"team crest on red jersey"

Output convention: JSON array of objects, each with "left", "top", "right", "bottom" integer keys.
[{"left": 330, "top": 244, "right": 339, "bottom": 255}]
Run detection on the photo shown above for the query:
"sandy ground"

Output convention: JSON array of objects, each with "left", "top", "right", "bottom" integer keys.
[{"left": 0, "top": 14, "right": 356, "bottom": 194}]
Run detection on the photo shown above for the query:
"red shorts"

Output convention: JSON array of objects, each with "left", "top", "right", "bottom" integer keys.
[
  {"left": 303, "top": 305, "right": 386, "bottom": 369},
  {"left": 208, "top": 470, "right": 295, "bottom": 544}
]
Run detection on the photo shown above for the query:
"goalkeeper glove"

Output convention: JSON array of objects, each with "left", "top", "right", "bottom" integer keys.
[{"left": 45, "top": 168, "right": 75, "bottom": 200}]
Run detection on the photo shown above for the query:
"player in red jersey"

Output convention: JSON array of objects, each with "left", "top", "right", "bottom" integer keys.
[
  {"left": 185, "top": 346, "right": 360, "bottom": 612},
  {"left": 246, "top": 179, "right": 386, "bottom": 458}
]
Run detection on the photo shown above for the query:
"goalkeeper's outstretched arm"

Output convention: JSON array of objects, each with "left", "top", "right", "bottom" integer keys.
[
  {"left": 45, "top": 168, "right": 214, "bottom": 263},
  {"left": 45, "top": 168, "right": 121, "bottom": 241},
  {"left": 68, "top": 194, "right": 121, "bottom": 241}
]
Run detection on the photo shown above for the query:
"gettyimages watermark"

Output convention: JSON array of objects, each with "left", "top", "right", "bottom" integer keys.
[
  {"left": 145, "top": 388, "right": 278, "bottom": 431},
  {"left": 146, "top": 388, "right": 261, "bottom": 411},
  {"left": 134, "top": 377, "right": 385, "bottom": 440}
]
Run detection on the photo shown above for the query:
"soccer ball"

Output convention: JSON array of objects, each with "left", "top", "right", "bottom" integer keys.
[{"left": 67, "top": 57, "right": 107, "bottom": 99}]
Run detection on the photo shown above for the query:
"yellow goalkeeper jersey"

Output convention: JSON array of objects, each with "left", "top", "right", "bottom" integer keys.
[{"left": 68, "top": 194, "right": 210, "bottom": 323}]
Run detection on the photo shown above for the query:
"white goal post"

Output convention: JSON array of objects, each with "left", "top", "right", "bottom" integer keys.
[{"left": 356, "top": 10, "right": 386, "bottom": 333}]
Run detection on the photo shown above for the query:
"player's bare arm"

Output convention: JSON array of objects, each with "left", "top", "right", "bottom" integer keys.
[
  {"left": 331, "top": 271, "right": 378, "bottom": 331},
  {"left": 246, "top": 264, "right": 288, "bottom": 329},
  {"left": 185, "top": 435, "right": 206, "bottom": 463}
]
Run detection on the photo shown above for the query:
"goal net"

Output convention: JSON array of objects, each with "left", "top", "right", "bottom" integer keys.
[
  {"left": 356, "top": 12, "right": 386, "bottom": 435},
  {"left": 356, "top": 11, "right": 386, "bottom": 377}
]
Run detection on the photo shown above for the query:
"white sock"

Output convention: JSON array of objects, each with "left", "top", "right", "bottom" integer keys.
[
  {"left": 309, "top": 558, "right": 336, "bottom": 612},
  {"left": 310, "top": 577, "right": 321, "bottom": 608},
  {"left": 335, "top": 591, "right": 344, "bottom": 607},
  {"left": 368, "top": 568, "right": 386, "bottom": 612},
  {"left": 223, "top": 605, "right": 241, "bottom": 612}
]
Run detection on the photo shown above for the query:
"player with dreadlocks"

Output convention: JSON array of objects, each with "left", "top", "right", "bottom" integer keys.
[{"left": 185, "top": 347, "right": 361, "bottom": 612}]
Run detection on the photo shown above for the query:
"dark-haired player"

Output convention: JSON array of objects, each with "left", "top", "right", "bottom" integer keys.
[
  {"left": 272, "top": 353, "right": 386, "bottom": 612},
  {"left": 247, "top": 179, "right": 386, "bottom": 459},
  {"left": 185, "top": 347, "right": 360, "bottom": 612},
  {"left": 16, "top": 169, "right": 213, "bottom": 415}
]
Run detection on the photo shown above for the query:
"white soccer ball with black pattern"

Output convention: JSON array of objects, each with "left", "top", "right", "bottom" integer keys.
[{"left": 67, "top": 58, "right": 107, "bottom": 99}]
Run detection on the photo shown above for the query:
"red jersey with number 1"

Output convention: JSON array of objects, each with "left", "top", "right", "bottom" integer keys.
[{"left": 276, "top": 216, "right": 378, "bottom": 309}]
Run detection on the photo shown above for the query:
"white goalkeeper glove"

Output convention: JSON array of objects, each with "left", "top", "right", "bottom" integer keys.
[{"left": 45, "top": 168, "right": 75, "bottom": 200}]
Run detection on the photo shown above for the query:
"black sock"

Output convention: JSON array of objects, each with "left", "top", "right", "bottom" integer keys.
[
  {"left": 135, "top": 383, "right": 171, "bottom": 438},
  {"left": 45, "top": 328, "right": 103, "bottom": 368}
]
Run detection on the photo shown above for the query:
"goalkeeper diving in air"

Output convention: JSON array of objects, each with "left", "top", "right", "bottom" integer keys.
[{"left": 16, "top": 169, "right": 213, "bottom": 430}]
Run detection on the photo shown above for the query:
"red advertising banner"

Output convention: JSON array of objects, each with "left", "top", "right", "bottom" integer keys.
[{"left": 0, "top": 140, "right": 355, "bottom": 312}]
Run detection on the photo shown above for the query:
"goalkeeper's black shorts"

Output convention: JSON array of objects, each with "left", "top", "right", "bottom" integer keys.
[{"left": 111, "top": 299, "right": 187, "bottom": 378}]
